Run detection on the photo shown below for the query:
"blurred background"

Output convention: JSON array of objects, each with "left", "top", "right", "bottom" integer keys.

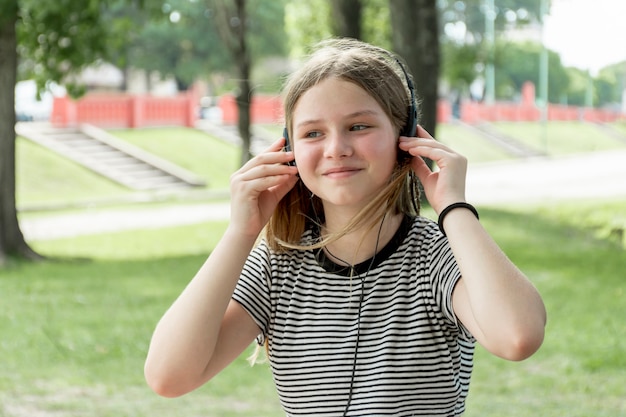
[{"left": 1, "top": 1, "right": 625, "bottom": 416}]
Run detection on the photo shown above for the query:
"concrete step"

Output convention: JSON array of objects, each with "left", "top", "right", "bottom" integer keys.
[
  {"left": 16, "top": 122, "right": 206, "bottom": 191},
  {"left": 453, "top": 120, "right": 546, "bottom": 158}
]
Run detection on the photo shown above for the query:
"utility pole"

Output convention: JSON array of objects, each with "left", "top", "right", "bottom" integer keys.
[
  {"left": 484, "top": 0, "right": 495, "bottom": 105},
  {"left": 539, "top": 0, "right": 549, "bottom": 152}
]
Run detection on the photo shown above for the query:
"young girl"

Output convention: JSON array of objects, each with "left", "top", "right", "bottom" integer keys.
[{"left": 145, "top": 38, "right": 546, "bottom": 416}]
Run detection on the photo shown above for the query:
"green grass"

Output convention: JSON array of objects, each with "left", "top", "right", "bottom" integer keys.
[
  {"left": 109, "top": 127, "right": 239, "bottom": 190},
  {"left": 1, "top": 222, "right": 283, "bottom": 417},
  {"left": 16, "top": 127, "right": 239, "bottom": 210},
  {"left": 16, "top": 139, "right": 133, "bottom": 207},
  {"left": 490, "top": 121, "right": 626, "bottom": 155},
  {"left": 465, "top": 202, "right": 626, "bottom": 416},
  {"left": 17, "top": 122, "right": 626, "bottom": 210},
  {"left": 8, "top": 123, "right": 626, "bottom": 416},
  {"left": 437, "top": 123, "right": 515, "bottom": 163},
  {"left": 612, "top": 121, "right": 626, "bottom": 136},
  {"left": 2, "top": 200, "right": 626, "bottom": 416}
]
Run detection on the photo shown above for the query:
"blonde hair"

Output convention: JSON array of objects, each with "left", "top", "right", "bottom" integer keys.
[{"left": 264, "top": 38, "right": 422, "bottom": 252}]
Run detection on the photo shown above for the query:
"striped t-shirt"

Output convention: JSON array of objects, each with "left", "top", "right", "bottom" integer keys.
[{"left": 232, "top": 215, "right": 475, "bottom": 416}]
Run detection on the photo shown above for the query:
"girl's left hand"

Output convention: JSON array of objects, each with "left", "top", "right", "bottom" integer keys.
[{"left": 398, "top": 125, "right": 468, "bottom": 214}]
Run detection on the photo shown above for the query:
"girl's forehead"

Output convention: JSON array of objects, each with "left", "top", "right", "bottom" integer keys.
[
  {"left": 296, "top": 78, "right": 372, "bottom": 106},
  {"left": 292, "top": 79, "right": 382, "bottom": 118}
]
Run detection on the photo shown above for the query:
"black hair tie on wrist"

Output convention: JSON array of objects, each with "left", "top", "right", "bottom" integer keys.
[{"left": 438, "top": 202, "right": 479, "bottom": 237}]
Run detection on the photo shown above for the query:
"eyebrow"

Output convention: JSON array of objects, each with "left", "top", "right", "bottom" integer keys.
[{"left": 295, "top": 110, "right": 380, "bottom": 129}]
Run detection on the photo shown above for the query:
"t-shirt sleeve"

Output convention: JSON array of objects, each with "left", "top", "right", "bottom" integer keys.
[
  {"left": 231, "top": 241, "right": 273, "bottom": 345},
  {"left": 427, "top": 230, "right": 476, "bottom": 342}
]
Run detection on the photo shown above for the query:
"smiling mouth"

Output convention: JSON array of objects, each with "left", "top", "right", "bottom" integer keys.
[{"left": 323, "top": 168, "right": 361, "bottom": 178}]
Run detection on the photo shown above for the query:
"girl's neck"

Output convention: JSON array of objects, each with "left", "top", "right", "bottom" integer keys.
[{"left": 321, "top": 210, "right": 403, "bottom": 266}]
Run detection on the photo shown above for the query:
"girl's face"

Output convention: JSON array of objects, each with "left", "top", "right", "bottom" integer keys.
[{"left": 291, "top": 77, "right": 398, "bottom": 212}]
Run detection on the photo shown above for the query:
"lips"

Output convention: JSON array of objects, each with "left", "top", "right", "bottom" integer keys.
[{"left": 322, "top": 166, "right": 362, "bottom": 178}]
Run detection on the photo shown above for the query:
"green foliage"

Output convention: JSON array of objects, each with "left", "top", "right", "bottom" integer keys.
[
  {"left": 494, "top": 40, "right": 568, "bottom": 102},
  {"left": 594, "top": 62, "right": 626, "bottom": 106},
  {"left": 361, "top": 0, "right": 391, "bottom": 49},
  {"left": 0, "top": 0, "right": 18, "bottom": 27},
  {"left": 563, "top": 67, "right": 591, "bottom": 106},
  {"left": 285, "top": 0, "right": 391, "bottom": 58},
  {"left": 442, "top": 41, "right": 481, "bottom": 91},
  {"left": 285, "top": 0, "right": 333, "bottom": 58},
  {"left": 16, "top": 0, "right": 112, "bottom": 96},
  {"left": 439, "top": 0, "right": 550, "bottom": 42}
]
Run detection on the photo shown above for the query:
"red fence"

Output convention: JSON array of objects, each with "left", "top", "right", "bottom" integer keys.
[
  {"left": 52, "top": 89, "right": 624, "bottom": 129},
  {"left": 218, "top": 94, "right": 284, "bottom": 125},
  {"left": 51, "top": 92, "right": 197, "bottom": 128},
  {"left": 436, "top": 100, "right": 623, "bottom": 124}
]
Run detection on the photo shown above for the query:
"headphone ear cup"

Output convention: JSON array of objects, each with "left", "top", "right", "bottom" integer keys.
[
  {"left": 283, "top": 127, "right": 291, "bottom": 151},
  {"left": 402, "top": 105, "right": 417, "bottom": 137},
  {"left": 283, "top": 127, "right": 296, "bottom": 167}
]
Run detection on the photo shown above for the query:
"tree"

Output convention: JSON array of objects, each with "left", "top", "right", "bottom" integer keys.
[
  {"left": 439, "top": 0, "right": 550, "bottom": 43},
  {"left": 0, "top": 0, "right": 114, "bottom": 264},
  {"left": 494, "top": 40, "right": 568, "bottom": 102},
  {"left": 331, "top": 0, "right": 363, "bottom": 39},
  {"left": 0, "top": 1, "right": 34, "bottom": 264},
  {"left": 210, "top": 0, "right": 253, "bottom": 166},
  {"left": 439, "top": 0, "right": 552, "bottom": 102},
  {"left": 595, "top": 62, "right": 626, "bottom": 107},
  {"left": 389, "top": 0, "right": 440, "bottom": 137}
]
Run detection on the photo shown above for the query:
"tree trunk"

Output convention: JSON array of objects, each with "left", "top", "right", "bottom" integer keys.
[
  {"left": 233, "top": 0, "right": 252, "bottom": 166},
  {"left": 214, "top": 0, "right": 252, "bottom": 166},
  {"left": 331, "top": 0, "right": 362, "bottom": 39},
  {"left": 0, "top": 3, "right": 43, "bottom": 265},
  {"left": 389, "top": 0, "right": 439, "bottom": 137}
]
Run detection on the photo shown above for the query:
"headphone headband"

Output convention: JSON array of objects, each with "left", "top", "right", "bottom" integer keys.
[{"left": 393, "top": 57, "right": 418, "bottom": 137}]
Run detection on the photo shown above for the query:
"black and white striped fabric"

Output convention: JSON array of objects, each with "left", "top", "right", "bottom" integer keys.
[{"left": 232, "top": 215, "right": 475, "bottom": 416}]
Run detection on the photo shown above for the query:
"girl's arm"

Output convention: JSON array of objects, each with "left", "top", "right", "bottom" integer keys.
[
  {"left": 399, "top": 126, "right": 546, "bottom": 361},
  {"left": 444, "top": 209, "right": 546, "bottom": 360},
  {"left": 144, "top": 138, "right": 299, "bottom": 396}
]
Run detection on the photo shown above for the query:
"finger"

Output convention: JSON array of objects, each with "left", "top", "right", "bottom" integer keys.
[
  {"left": 267, "top": 136, "right": 287, "bottom": 151},
  {"left": 416, "top": 125, "right": 434, "bottom": 139},
  {"left": 399, "top": 141, "right": 450, "bottom": 163},
  {"left": 411, "top": 154, "right": 434, "bottom": 183},
  {"left": 239, "top": 148, "right": 295, "bottom": 174},
  {"left": 268, "top": 173, "right": 300, "bottom": 200}
]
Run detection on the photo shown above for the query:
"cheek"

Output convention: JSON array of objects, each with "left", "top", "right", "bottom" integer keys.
[
  {"left": 293, "top": 144, "right": 317, "bottom": 180},
  {"left": 370, "top": 138, "right": 398, "bottom": 166}
]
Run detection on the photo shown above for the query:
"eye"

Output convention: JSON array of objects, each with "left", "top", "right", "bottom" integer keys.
[
  {"left": 350, "top": 124, "right": 369, "bottom": 131},
  {"left": 303, "top": 131, "right": 322, "bottom": 139}
]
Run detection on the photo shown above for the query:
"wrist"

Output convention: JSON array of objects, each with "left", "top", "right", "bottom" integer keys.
[{"left": 437, "top": 202, "right": 479, "bottom": 237}]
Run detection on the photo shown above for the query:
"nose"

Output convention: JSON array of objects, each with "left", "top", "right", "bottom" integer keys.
[{"left": 323, "top": 129, "right": 353, "bottom": 159}]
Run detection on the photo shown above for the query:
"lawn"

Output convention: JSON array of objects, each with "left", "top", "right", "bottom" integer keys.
[
  {"left": 2, "top": 198, "right": 626, "bottom": 416},
  {"left": 7, "top": 122, "right": 626, "bottom": 416},
  {"left": 109, "top": 127, "right": 239, "bottom": 190},
  {"left": 489, "top": 121, "right": 626, "bottom": 156},
  {"left": 16, "top": 121, "right": 626, "bottom": 210},
  {"left": 16, "top": 127, "right": 239, "bottom": 211}
]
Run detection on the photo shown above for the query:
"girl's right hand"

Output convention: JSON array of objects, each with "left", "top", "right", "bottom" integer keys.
[{"left": 227, "top": 137, "right": 299, "bottom": 238}]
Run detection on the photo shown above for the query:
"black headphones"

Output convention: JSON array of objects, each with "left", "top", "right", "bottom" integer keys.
[
  {"left": 283, "top": 56, "right": 418, "bottom": 167},
  {"left": 396, "top": 57, "right": 418, "bottom": 138}
]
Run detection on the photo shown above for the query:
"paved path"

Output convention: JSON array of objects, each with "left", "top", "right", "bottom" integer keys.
[
  {"left": 21, "top": 203, "right": 231, "bottom": 241},
  {"left": 466, "top": 148, "right": 626, "bottom": 204},
  {"left": 20, "top": 149, "right": 626, "bottom": 241}
]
